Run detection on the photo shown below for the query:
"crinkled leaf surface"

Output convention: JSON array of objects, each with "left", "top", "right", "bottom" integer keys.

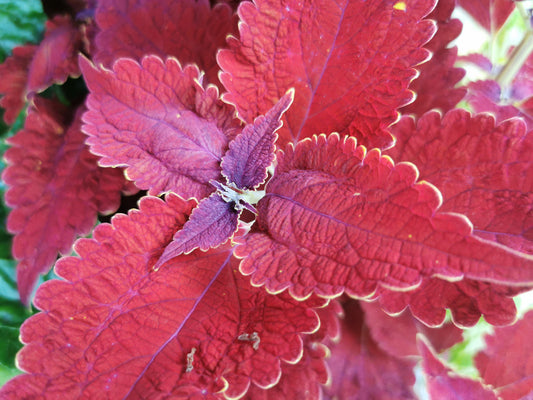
[
  {"left": 81, "top": 55, "right": 241, "bottom": 199},
  {"left": 218, "top": 0, "right": 436, "bottom": 149},
  {"left": 242, "top": 341, "right": 329, "bottom": 400},
  {"left": 388, "top": 109, "right": 533, "bottom": 254},
  {"left": 131, "top": 89, "right": 293, "bottom": 267},
  {"left": 475, "top": 310, "right": 533, "bottom": 400},
  {"left": 0, "top": 194, "right": 319, "bottom": 399},
  {"left": 2, "top": 99, "right": 127, "bottom": 304},
  {"left": 400, "top": 0, "right": 466, "bottom": 116},
  {"left": 457, "top": 0, "right": 515, "bottom": 32},
  {"left": 377, "top": 277, "right": 527, "bottom": 327},
  {"left": 361, "top": 301, "right": 462, "bottom": 357},
  {"left": 237, "top": 133, "right": 533, "bottom": 300},
  {"left": 94, "top": 0, "right": 238, "bottom": 88},
  {"left": 221, "top": 90, "right": 293, "bottom": 190},
  {"left": 418, "top": 336, "right": 498, "bottom": 400},
  {"left": 156, "top": 193, "right": 239, "bottom": 267},
  {"left": 323, "top": 300, "right": 416, "bottom": 400}
]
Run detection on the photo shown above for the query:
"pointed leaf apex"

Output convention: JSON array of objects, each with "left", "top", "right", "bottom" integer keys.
[{"left": 221, "top": 93, "right": 293, "bottom": 189}]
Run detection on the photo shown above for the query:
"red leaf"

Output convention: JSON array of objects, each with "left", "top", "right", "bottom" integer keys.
[
  {"left": 401, "top": 0, "right": 466, "bottom": 116},
  {"left": 26, "top": 15, "right": 82, "bottom": 93},
  {"left": 81, "top": 55, "right": 241, "bottom": 199},
  {"left": 0, "top": 45, "right": 36, "bottom": 124},
  {"left": 457, "top": 0, "right": 515, "bottom": 32},
  {"left": 155, "top": 193, "right": 239, "bottom": 267},
  {"left": 323, "top": 300, "right": 416, "bottom": 400},
  {"left": 2, "top": 99, "right": 127, "bottom": 304},
  {"left": 0, "top": 15, "right": 83, "bottom": 125},
  {"left": 361, "top": 300, "right": 463, "bottom": 357},
  {"left": 388, "top": 109, "right": 533, "bottom": 254},
  {"left": 465, "top": 80, "right": 533, "bottom": 130},
  {"left": 221, "top": 90, "right": 293, "bottom": 190},
  {"left": 242, "top": 341, "right": 329, "bottom": 400},
  {"left": 0, "top": 194, "right": 319, "bottom": 398},
  {"left": 94, "top": 0, "right": 238, "bottom": 88},
  {"left": 237, "top": 133, "right": 533, "bottom": 300},
  {"left": 218, "top": 0, "right": 436, "bottom": 149},
  {"left": 418, "top": 335, "right": 499, "bottom": 400},
  {"left": 377, "top": 277, "right": 527, "bottom": 327},
  {"left": 475, "top": 310, "right": 533, "bottom": 400}
]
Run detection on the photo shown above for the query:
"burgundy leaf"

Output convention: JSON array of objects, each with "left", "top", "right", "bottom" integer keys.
[
  {"left": 26, "top": 15, "right": 82, "bottom": 93},
  {"left": 475, "top": 310, "right": 533, "bottom": 400},
  {"left": 155, "top": 193, "right": 239, "bottom": 268},
  {"left": 377, "top": 277, "right": 527, "bottom": 327},
  {"left": 0, "top": 194, "right": 319, "bottom": 399},
  {"left": 361, "top": 301, "right": 463, "bottom": 358},
  {"left": 0, "top": 15, "right": 84, "bottom": 125},
  {"left": 237, "top": 133, "right": 533, "bottom": 300},
  {"left": 309, "top": 299, "right": 343, "bottom": 343},
  {"left": 388, "top": 109, "right": 533, "bottom": 254},
  {"left": 401, "top": 0, "right": 466, "bottom": 116},
  {"left": 418, "top": 335, "right": 499, "bottom": 400},
  {"left": 80, "top": 55, "right": 241, "bottom": 199},
  {"left": 457, "top": 0, "right": 515, "bottom": 32},
  {"left": 465, "top": 79, "right": 533, "bottom": 130},
  {"left": 218, "top": 0, "right": 436, "bottom": 149},
  {"left": 94, "top": 0, "right": 238, "bottom": 88},
  {"left": 221, "top": 89, "right": 293, "bottom": 189},
  {"left": 2, "top": 99, "right": 127, "bottom": 304},
  {"left": 323, "top": 300, "right": 416, "bottom": 400},
  {"left": 0, "top": 45, "right": 36, "bottom": 124},
  {"left": 242, "top": 341, "right": 329, "bottom": 400}
]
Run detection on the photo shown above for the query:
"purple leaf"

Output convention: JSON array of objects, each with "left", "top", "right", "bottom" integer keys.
[
  {"left": 155, "top": 193, "right": 239, "bottom": 269},
  {"left": 222, "top": 90, "right": 294, "bottom": 189}
]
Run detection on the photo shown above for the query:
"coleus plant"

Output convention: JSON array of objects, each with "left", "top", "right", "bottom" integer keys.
[{"left": 0, "top": 0, "right": 533, "bottom": 398}]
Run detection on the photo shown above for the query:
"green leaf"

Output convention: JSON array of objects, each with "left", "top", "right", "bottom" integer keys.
[
  {"left": 0, "top": 0, "right": 46, "bottom": 62},
  {"left": 0, "top": 258, "right": 31, "bottom": 377}
]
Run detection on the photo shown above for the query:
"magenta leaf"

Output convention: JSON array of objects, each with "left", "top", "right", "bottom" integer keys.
[
  {"left": 155, "top": 193, "right": 239, "bottom": 269},
  {"left": 2, "top": 99, "right": 127, "bottom": 304},
  {"left": 94, "top": 0, "right": 238, "bottom": 88},
  {"left": 361, "top": 301, "right": 463, "bottom": 358},
  {"left": 80, "top": 55, "right": 241, "bottom": 199},
  {"left": 218, "top": 0, "right": 436, "bottom": 149},
  {"left": 323, "top": 300, "right": 416, "bottom": 400},
  {"left": 0, "top": 15, "right": 83, "bottom": 125},
  {"left": 457, "top": 0, "right": 515, "bottom": 32},
  {"left": 401, "top": 0, "right": 466, "bottom": 116},
  {"left": 377, "top": 277, "right": 528, "bottom": 327},
  {"left": 26, "top": 15, "right": 82, "bottom": 93},
  {"left": 0, "top": 45, "right": 36, "bottom": 124},
  {"left": 0, "top": 194, "right": 320, "bottom": 399},
  {"left": 221, "top": 89, "right": 294, "bottom": 189},
  {"left": 465, "top": 79, "right": 533, "bottom": 130},
  {"left": 418, "top": 335, "right": 499, "bottom": 400},
  {"left": 237, "top": 133, "right": 533, "bottom": 300},
  {"left": 242, "top": 342, "right": 329, "bottom": 400},
  {"left": 475, "top": 310, "right": 533, "bottom": 400},
  {"left": 388, "top": 109, "right": 533, "bottom": 254}
]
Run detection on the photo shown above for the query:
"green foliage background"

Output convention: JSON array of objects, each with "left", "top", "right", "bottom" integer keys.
[{"left": 0, "top": 0, "right": 46, "bottom": 385}]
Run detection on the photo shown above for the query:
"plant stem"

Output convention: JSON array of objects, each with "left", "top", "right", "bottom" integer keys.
[{"left": 495, "top": 6, "right": 533, "bottom": 93}]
